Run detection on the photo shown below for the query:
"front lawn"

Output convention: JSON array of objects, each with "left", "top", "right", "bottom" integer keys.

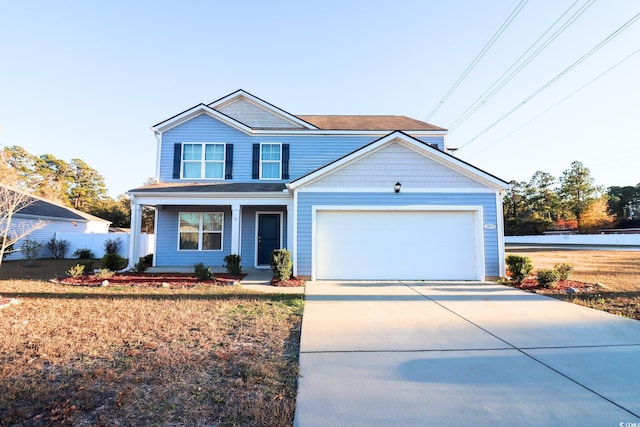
[
  {"left": 506, "top": 249, "right": 640, "bottom": 320},
  {"left": 0, "top": 260, "right": 303, "bottom": 426}
]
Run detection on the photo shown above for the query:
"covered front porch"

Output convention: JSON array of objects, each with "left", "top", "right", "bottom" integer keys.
[{"left": 127, "top": 183, "right": 294, "bottom": 271}]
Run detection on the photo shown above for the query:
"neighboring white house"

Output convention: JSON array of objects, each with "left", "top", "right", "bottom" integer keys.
[{"left": 4, "top": 191, "right": 112, "bottom": 260}]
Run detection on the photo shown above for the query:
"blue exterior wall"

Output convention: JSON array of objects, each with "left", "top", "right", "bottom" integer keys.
[
  {"left": 160, "top": 114, "right": 446, "bottom": 183},
  {"left": 295, "top": 192, "right": 500, "bottom": 278},
  {"left": 155, "top": 205, "right": 288, "bottom": 268},
  {"left": 240, "top": 206, "right": 287, "bottom": 268}
]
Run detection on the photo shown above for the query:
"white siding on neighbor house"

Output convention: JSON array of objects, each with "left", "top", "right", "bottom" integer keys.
[
  {"left": 4, "top": 218, "right": 95, "bottom": 260},
  {"left": 295, "top": 192, "right": 501, "bottom": 278},
  {"left": 305, "top": 142, "right": 485, "bottom": 189},
  {"left": 215, "top": 98, "right": 305, "bottom": 129}
]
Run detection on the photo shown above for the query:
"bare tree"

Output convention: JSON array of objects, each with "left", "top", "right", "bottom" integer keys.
[{"left": 0, "top": 185, "right": 47, "bottom": 268}]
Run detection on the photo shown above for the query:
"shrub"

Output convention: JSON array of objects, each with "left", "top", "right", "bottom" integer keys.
[
  {"left": 73, "top": 248, "right": 95, "bottom": 259},
  {"left": 270, "top": 249, "right": 292, "bottom": 281},
  {"left": 1, "top": 237, "right": 14, "bottom": 259},
  {"left": 224, "top": 254, "right": 242, "bottom": 275},
  {"left": 78, "top": 260, "right": 94, "bottom": 274},
  {"left": 505, "top": 255, "right": 533, "bottom": 283},
  {"left": 141, "top": 253, "right": 153, "bottom": 267},
  {"left": 537, "top": 268, "right": 560, "bottom": 288},
  {"left": 554, "top": 263, "right": 574, "bottom": 281},
  {"left": 21, "top": 239, "right": 42, "bottom": 265},
  {"left": 103, "top": 237, "right": 123, "bottom": 255},
  {"left": 46, "top": 237, "right": 69, "bottom": 259},
  {"left": 133, "top": 258, "right": 148, "bottom": 273},
  {"left": 94, "top": 268, "right": 115, "bottom": 279},
  {"left": 101, "top": 253, "right": 127, "bottom": 271},
  {"left": 66, "top": 264, "right": 86, "bottom": 278},
  {"left": 194, "top": 262, "right": 214, "bottom": 280}
]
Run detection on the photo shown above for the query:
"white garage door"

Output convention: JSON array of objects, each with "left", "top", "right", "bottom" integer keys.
[{"left": 315, "top": 209, "right": 482, "bottom": 280}]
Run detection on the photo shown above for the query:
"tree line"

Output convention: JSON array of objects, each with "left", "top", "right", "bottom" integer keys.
[
  {"left": 0, "top": 145, "right": 149, "bottom": 230},
  {"left": 504, "top": 160, "right": 640, "bottom": 235}
]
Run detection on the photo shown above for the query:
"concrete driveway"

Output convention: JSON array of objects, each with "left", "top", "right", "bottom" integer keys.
[{"left": 294, "top": 281, "right": 640, "bottom": 426}]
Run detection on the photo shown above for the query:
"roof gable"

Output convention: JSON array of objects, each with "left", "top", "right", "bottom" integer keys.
[
  {"left": 288, "top": 132, "right": 509, "bottom": 191},
  {"left": 209, "top": 90, "right": 316, "bottom": 130}
]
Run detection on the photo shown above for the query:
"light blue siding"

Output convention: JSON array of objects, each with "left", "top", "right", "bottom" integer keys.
[
  {"left": 240, "top": 206, "right": 287, "bottom": 268},
  {"left": 155, "top": 206, "right": 232, "bottom": 267},
  {"left": 296, "top": 192, "right": 500, "bottom": 278},
  {"left": 160, "top": 114, "right": 445, "bottom": 182}
]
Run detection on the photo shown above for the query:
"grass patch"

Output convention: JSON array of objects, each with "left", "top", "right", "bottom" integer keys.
[
  {"left": 506, "top": 248, "right": 640, "bottom": 320},
  {"left": 0, "top": 260, "right": 303, "bottom": 426}
]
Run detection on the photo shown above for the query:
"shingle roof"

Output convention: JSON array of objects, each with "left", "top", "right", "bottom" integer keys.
[
  {"left": 3, "top": 187, "right": 111, "bottom": 223},
  {"left": 129, "top": 182, "right": 287, "bottom": 193},
  {"left": 296, "top": 115, "right": 446, "bottom": 131}
]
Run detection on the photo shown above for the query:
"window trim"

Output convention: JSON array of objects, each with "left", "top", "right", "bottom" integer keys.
[
  {"left": 178, "top": 212, "right": 224, "bottom": 251},
  {"left": 181, "top": 142, "right": 226, "bottom": 180},
  {"left": 259, "top": 142, "right": 282, "bottom": 180}
]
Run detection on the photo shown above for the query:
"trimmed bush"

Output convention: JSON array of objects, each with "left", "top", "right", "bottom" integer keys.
[
  {"left": 103, "top": 237, "right": 123, "bottom": 255},
  {"left": 194, "top": 262, "right": 214, "bottom": 280},
  {"left": 73, "top": 248, "right": 95, "bottom": 259},
  {"left": 224, "top": 254, "right": 242, "bottom": 275},
  {"left": 270, "top": 249, "right": 292, "bottom": 281},
  {"left": 66, "top": 264, "right": 86, "bottom": 278},
  {"left": 21, "top": 239, "right": 42, "bottom": 266},
  {"left": 554, "top": 263, "right": 574, "bottom": 281},
  {"left": 101, "top": 253, "right": 127, "bottom": 271},
  {"left": 505, "top": 255, "right": 533, "bottom": 283},
  {"left": 537, "top": 268, "right": 560, "bottom": 288},
  {"left": 95, "top": 268, "right": 115, "bottom": 279},
  {"left": 46, "top": 237, "right": 69, "bottom": 259},
  {"left": 141, "top": 253, "right": 153, "bottom": 267}
]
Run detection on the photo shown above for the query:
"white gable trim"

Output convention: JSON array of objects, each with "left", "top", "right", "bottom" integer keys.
[
  {"left": 288, "top": 131, "right": 509, "bottom": 191},
  {"left": 208, "top": 90, "right": 317, "bottom": 130},
  {"left": 152, "top": 104, "right": 254, "bottom": 134}
]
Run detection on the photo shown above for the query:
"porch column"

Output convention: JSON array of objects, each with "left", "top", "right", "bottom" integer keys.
[
  {"left": 286, "top": 201, "right": 294, "bottom": 251},
  {"left": 231, "top": 204, "right": 241, "bottom": 255},
  {"left": 128, "top": 197, "right": 142, "bottom": 269}
]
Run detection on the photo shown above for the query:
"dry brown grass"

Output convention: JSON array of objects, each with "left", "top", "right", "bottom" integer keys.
[
  {"left": 506, "top": 249, "right": 640, "bottom": 292},
  {"left": 0, "top": 261, "right": 304, "bottom": 426},
  {"left": 506, "top": 248, "right": 640, "bottom": 320}
]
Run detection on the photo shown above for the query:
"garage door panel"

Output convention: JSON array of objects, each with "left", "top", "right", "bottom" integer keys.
[{"left": 315, "top": 210, "right": 480, "bottom": 280}]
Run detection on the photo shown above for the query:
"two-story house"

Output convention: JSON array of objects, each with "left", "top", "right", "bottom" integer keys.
[{"left": 127, "top": 90, "right": 509, "bottom": 281}]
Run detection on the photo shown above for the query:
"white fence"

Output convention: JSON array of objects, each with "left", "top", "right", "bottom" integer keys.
[
  {"left": 6, "top": 232, "right": 154, "bottom": 261},
  {"left": 505, "top": 234, "right": 640, "bottom": 248}
]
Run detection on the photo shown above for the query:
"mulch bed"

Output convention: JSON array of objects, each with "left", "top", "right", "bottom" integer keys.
[
  {"left": 512, "top": 278, "right": 603, "bottom": 294},
  {"left": 271, "top": 277, "right": 305, "bottom": 287},
  {"left": 54, "top": 273, "right": 246, "bottom": 288}
]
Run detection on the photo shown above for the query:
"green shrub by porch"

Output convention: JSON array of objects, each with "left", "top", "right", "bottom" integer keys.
[
  {"left": 270, "top": 249, "right": 292, "bottom": 281},
  {"left": 505, "top": 255, "right": 533, "bottom": 283},
  {"left": 224, "top": 254, "right": 242, "bottom": 275}
]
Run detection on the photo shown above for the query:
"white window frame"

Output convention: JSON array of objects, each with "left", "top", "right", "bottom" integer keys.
[
  {"left": 181, "top": 143, "right": 226, "bottom": 180},
  {"left": 259, "top": 142, "right": 282, "bottom": 180},
  {"left": 178, "top": 212, "right": 224, "bottom": 251}
]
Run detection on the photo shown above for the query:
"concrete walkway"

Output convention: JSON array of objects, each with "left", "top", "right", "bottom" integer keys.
[{"left": 294, "top": 281, "right": 640, "bottom": 426}]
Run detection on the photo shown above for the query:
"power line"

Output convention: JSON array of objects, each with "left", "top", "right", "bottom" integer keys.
[
  {"left": 424, "top": 0, "right": 528, "bottom": 121},
  {"left": 464, "top": 48, "right": 640, "bottom": 159},
  {"left": 456, "top": 11, "right": 640, "bottom": 151},
  {"left": 448, "top": 0, "right": 596, "bottom": 132}
]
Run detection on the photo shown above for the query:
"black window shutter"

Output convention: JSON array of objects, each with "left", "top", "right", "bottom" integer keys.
[
  {"left": 282, "top": 144, "right": 290, "bottom": 180},
  {"left": 225, "top": 144, "right": 233, "bottom": 179},
  {"left": 173, "top": 143, "right": 182, "bottom": 179},
  {"left": 252, "top": 144, "right": 260, "bottom": 179}
]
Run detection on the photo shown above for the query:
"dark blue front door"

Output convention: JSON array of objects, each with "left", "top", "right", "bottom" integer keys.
[{"left": 257, "top": 214, "right": 281, "bottom": 265}]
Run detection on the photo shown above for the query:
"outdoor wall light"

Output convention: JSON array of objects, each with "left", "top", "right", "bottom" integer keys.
[{"left": 394, "top": 182, "right": 401, "bottom": 193}]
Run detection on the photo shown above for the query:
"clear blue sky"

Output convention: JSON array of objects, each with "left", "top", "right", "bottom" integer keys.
[{"left": 1, "top": 1, "right": 639, "bottom": 196}]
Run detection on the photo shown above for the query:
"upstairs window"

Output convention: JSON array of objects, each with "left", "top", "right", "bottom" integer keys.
[
  {"left": 260, "top": 143, "right": 281, "bottom": 180},
  {"left": 178, "top": 212, "right": 223, "bottom": 251},
  {"left": 182, "top": 143, "right": 225, "bottom": 179}
]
